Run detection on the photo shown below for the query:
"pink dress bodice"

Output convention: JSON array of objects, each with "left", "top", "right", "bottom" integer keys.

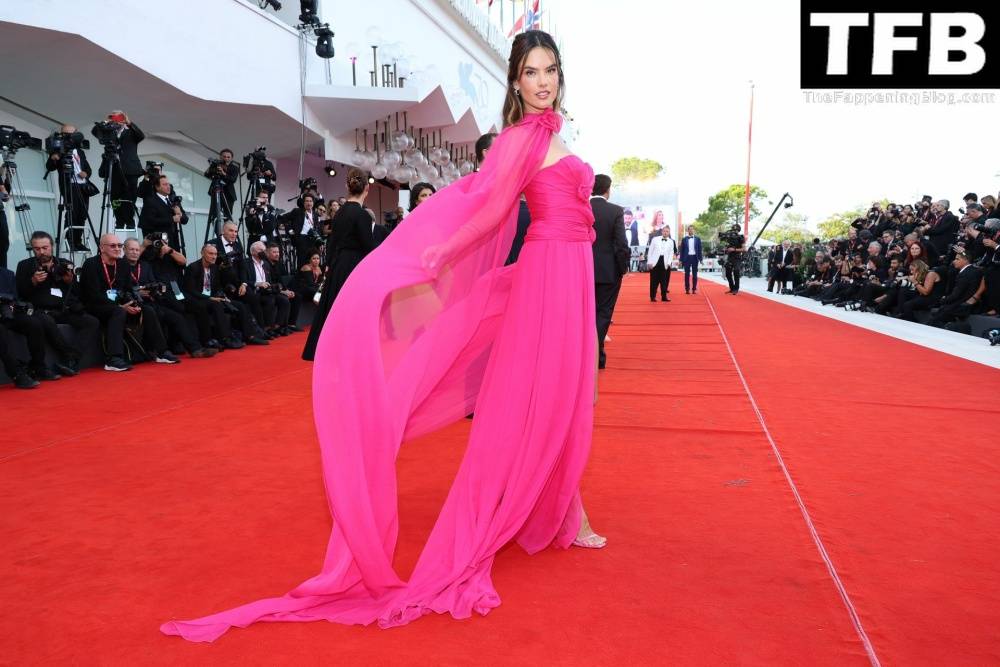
[{"left": 524, "top": 155, "right": 596, "bottom": 244}]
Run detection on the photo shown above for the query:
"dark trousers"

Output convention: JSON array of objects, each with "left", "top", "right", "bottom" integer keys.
[
  {"left": 110, "top": 173, "right": 140, "bottom": 229},
  {"left": 682, "top": 260, "right": 698, "bottom": 291},
  {"left": 58, "top": 184, "right": 90, "bottom": 248},
  {"left": 929, "top": 301, "right": 971, "bottom": 327},
  {"left": 207, "top": 192, "right": 235, "bottom": 230},
  {"left": 46, "top": 309, "right": 100, "bottom": 353},
  {"left": 152, "top": 301, "right": 201, "bottom": 352},
  {"left": 649, "top": 258, "right": 671, "bottom": 300},
  {"left": 899, "top": 292, "right": 937, "bottom": 320},
  {"left": 725, "top": 262, "right": 741, "bottom": 292},
  {"left": 0, "top": 323, "right": 22, "bottom": 376},
  {"left": 186, "top": 298, "right": 232, "bottom": 342},
  {"left": 1, "top": 209, "right": 10, "bottom": 268},
  {"left": 767, "top": 266, "right": 791, "bottom": 292},
  {"left": 286, "top": 291, "right": 301, "bottom": 326},
  {"left": 595, "top": 280, "right": 619, "bottom": 365},
  {"left": 8, "top": 312, "right": 79, "bottom": 368},
  {"left": 95, "top": 305, "right": 167, "bottom": 358}
]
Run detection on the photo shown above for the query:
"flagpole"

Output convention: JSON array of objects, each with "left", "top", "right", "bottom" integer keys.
[{"left": 743, "top": 81, "right": 754, "bottom": 238}]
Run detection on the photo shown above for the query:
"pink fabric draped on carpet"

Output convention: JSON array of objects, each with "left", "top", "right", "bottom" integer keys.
[{"left": 161, "top": 108, "right": 597, "bottom": 641}]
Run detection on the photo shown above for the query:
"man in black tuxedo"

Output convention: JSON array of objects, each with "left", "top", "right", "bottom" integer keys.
[
  {"left": 139, "top": 174, "right": 189, "bottom": 250},
  {"left": 245, "top": 191, "right": 278, "bottom": 246},
  {"left": 678, "top": 225, "right": 703, "bottom": 294},
  {"left": 203, "top": 148, "right": 240, "bottom": 225},
  {"left": 929, "top": 250, "right": 984, "bottom": 327},
  {"left": 182, "top": 245, "right": 247, "bottom": 349},
  {"left": 767, "top": 240, "right": 795, "bottom": 293},
  {"left": 209, "top": 224, "right": 270, "bottom": 345},
  {"left": 45, "top": 125, "right": 93, "bottom": 251},
  {"left": 79, "top": 233, "right": 178, "bottom": 371},
  {"left": 590, "top": 174, "right": 630, "bottom": 370},
  {"left": 2, "top": 265, "right": 76, "bottom": 381},
  {"left": 247, "top": 240, "right": 291, "bottom": 336},
  {"left": 95, "top": 110, "right": 144, "bottom": 229},
  {"left": 278, "top": 193, "right": 319, "bottom": 268},
  {"left": 623, "top": 209, "right": 639, "bottom": 247},
  {"left": 919, "top": 200, "right": 960, "bottom": 257}
]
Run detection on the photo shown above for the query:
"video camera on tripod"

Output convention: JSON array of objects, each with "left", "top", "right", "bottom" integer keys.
[
  {"left": 243, "top": 146, "right": 275, "bottom": 195},
  {"left": 144, "top": 160, "right": 165, "bottom": 178},
  {"left": 91, "top": 121, "right": 124, "bottom": 153},
  {"left": 45, "top": 131, "right": 90, "bottom": 156},
  {"left": 0, "top": 125, "right": 42, "bottom": 153}
]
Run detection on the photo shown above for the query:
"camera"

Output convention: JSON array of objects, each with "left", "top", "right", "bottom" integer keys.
[
  {"left": 987, "top": 328, "right": 1000, "bottom": 346},
  {"left": 384, "top": 211, "right": 399, "bottom": 226},
  {"left": 144, "top": 160, "right": 164, "bottom": 177},
  {"left": 45, "top": 131, "right": 89, "bottom": 154},
  {"left": 243, "top": 146, "right": 268, "bottom": 171},
  {"left": 91, "top": 121, "right": 124, "bottom": 150},
  {"left": 718, "top": 227, "right": 744, "bottom": 248},
  {"left": 145, "top": 232, "right": 169, "bottom": 250},
  {"left": 142, "top": 281, "right": 170, "bottom": 300},
  {"left": 0, "top": 125, "right": 42, "bottom": 152},
  {"left": 0, "top": 295, "right": 34, "bottom": 320},
  {"left": 115, "top": 287, "right": 145, "bottom": 306},
  {"left": 166, "top": 194, "right": 182, "bottom": 207}
]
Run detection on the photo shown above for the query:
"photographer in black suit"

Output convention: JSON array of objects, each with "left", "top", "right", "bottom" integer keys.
[
  {"left": 123, "top": 238, "right": 216, "bottom": 359},
  {"left": 15, "top": 231, "right": 97, "bottom": 370},
  {"left": 918, "top": 200, "right": 960, "bottom": 257},
  {"left": 767, "top": 240, "right": 795, "bottom": 293},
  {"left": 265, "top": 242, "right": 302, "bottom": 330},
  {"left": 79, "top": 234, "right": 178, "bottom": 371},
  {"left": 209, "top": 223, "right": 269, "bottom": 345},
  {"left": 247, "top": 240, "right": 291, "bottom": 337},
  {"left": 245, "top": 191, "right": 278, "bottom": 245},
  {"left": 590, "top": 174, "right": 630, "bottom": 370},
  {"left": 721, "top": 224, "right": 746, "bottom": 295},
  {"left": 94, "top": 110, "right": 144, "bottom": 229},
  {"left": 929, "top": 249, "right": 984, "bottom": 327},
  {"left": 181, "top": 245, "right": 245, "bottom": 350},
  {"left": 44, "top": 124, "right": 94, "bottom": 251},
  {"left": 2, "top": 265, "right": 75, "bottom": 382},
  {"left": 0, "top": 168, "right": 10, "bottom": 268},
  {"left": 204, "top": 148, "right": 240, "bottom": 224},
  {"left": 278, "top": 193, "right": 320, "bottom": 268},
  {"left": 139, "top": 174, "right": 188, "bottom": 250}
]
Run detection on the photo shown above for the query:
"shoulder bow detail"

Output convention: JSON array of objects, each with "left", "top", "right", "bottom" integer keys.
[{"left": 519, "top": 107, "right": 563, "bottom": 133}]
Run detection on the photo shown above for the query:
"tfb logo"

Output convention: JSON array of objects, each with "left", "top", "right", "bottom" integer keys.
[{"left": 801, "top": 2, "right": 999, "bottom": 88}]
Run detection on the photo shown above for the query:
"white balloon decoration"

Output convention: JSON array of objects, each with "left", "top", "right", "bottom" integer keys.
[{"left": 371, "top": 163, "right": 388, "bottom": 180}]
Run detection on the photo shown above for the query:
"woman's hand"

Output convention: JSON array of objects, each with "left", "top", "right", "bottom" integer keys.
[{"left": 421, "top": 244, "right": 447, "bottom": 278}]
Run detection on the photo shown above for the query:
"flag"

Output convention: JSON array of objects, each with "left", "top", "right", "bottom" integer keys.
[{"left": 507, "top": 0, "right": 541, "bottom": 37}]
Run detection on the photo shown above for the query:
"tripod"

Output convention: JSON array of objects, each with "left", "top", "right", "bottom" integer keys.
[
  {"left": 51, "top": 155, "right": 100, "bottom": 259},
  {"left": 1, "top": 148, "right": 37, "bottom": 254},
  {"left": 204, "top": 175, "right": 233, "bottom": 246},
  {"left": 98, "top": 147, "right": 137, "bottom": 236}
]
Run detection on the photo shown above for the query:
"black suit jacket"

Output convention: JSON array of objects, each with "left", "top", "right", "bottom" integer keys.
[
  {"left": 941, "top": 265, "right": 983, "bottom": 305},
  {"left": 505, "top": 200, "right": 532, "bottom": 265},
  {"left": 926, "top": 212, "right": 959, "bottom": 255},
  {"left": 96, "top": 123, "right": 145, "bottom": 178},
  {"left": 15, "top": 256, "right": 81, "bottom": 310},
  {"left": 278, "top": 207, "right": 316, "bottom": 236},
  {"left": 183, "top": 261, "right": 224, "bottom": 299},
  {"left": 139, "top": 193, "right": 188, "bottom": 237},
  {"left": 210, "top": 237, "right": 249, "bottom": 285},
  {"left": 203, "top": 162, "right": 240, "bottom": 202},
  {"left": 79, "top": 256, "right": 134, "bottom": 317},
  {"left": 45, "top": 148, "right": 93, "bottom": 192},
  {"left": 591, "top": 197, "right": 630, "bottom": 284}
]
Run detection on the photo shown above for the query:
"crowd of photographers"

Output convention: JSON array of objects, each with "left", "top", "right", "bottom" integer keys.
[{"left": 764, "top": 193, "right": 1000, "bottom": 338}]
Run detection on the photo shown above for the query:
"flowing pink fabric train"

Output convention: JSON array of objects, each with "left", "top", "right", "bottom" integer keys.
[{"left": 161, "top": 108, "right": 596, "bottom": 641}]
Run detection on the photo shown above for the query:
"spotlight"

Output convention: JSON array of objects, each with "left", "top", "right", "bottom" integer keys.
[
  {"left": 258, "top": 0, "right": 282, "bottom": 9},
  {"left": 314, "top": 24, "right": 335, "bottom": 59},
  {"left": 325, "top": 162, "right": 337, "bottom": 177},
  {"left": 299, "top": 0, "right": 319, "bottom": 25},
  {"left": 368, "top": 176, "right": 375, "bottom": 184},
  {"left": 784, "top": 194, "right": 795, "bottom": 209}
]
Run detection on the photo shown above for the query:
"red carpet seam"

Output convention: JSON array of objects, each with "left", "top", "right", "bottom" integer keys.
[{"left": 705, "top": 295, "right": 882, "bottom": 667}]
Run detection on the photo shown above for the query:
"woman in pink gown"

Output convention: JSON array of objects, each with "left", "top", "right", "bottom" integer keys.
[{"left": 162, "top": 30, "right": 603, "bottom": 641}]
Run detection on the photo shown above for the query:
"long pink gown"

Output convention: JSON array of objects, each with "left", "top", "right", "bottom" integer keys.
[{"left": 161, "top": 108, "right": 597, "bottom": 641}]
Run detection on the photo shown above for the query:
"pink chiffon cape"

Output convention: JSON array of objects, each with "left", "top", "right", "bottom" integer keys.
[{"left": 161, "top": 108, "right": 595, "bottom": 641}]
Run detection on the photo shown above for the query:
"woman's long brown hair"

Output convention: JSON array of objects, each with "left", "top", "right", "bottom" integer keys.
[{"left": 502, "top": 30, "right": 564, "bottom": 128}]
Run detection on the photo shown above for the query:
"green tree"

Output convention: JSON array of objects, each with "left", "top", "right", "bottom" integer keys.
[
  {"left": 693, "top": 184, "right": 768, "bottom": 241},
  {"left": 761, "top": 212, "right": 813, "bottom": 245},
  {"left": 610, "top": 156, "right": 663, "bottom": 183},
  {"left": 817, "top": 207, "right": 865, "bottom": 240}
]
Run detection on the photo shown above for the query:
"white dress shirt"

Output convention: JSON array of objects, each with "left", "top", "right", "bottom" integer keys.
[
  {"left": 646, "top": 235, "right": 677, "bottom": 268},
  {"left": 686, "top": 236, "right": 697, "bottom": 255}
]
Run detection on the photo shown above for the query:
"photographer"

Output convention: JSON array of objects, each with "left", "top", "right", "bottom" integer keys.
[
  {"left": 139, "top": 174, "right": 188, "bottom": 251},
  {"left": 245, "top": 191, "right": 278, "bottom": 244},
  {"left": 928, "top": 250, "right": 984, "bottom": 328},
  {"left": 79, "top": 233, "right": 179, "bottom": 371},
  {"left": 244, "top": 147, "right": 276, "bottom": 197},
  {"left": 278, "top": 192, "right": 320, "bottom": 268},
  {"left": 720, "top": 224, "right": 745, "bottom": 295},
  {"left": 44, "top": 124, "right": 93, "bottom": 251},
  {"left": 0, "top": 165, "right": 10, "bottom": 268},
  {"left": 204, "top": 148, "right": 240, "bottom": 223},
  {"left": 960, "top": 204, "right": 990, "bottom": 263},
  {"left": 182, "top": 245, "right": 257, "bottom": 348},
  {"left": 794, "top": 256, "right": 836, "bottom": 298},
  {"left": 124, "top": 238, "right": 216, "bottom": 359},
  {"left": 14, "top": 231, "right": 96, "bottom": 370},
  {"left": 0, "top": 317, "right": 39, "bottom": 388},
  {"left": 247, "top": 241, "right": 291, "bottom": 337},
  {"left": 2, "top": 265, "right": 73, "bottom": 382},
  {"left": 766, "top": 240, "right": 794, "bottom": 293},
  {"left": 94, "top": 110, "right": 144, "bottom": 229},
  {"left": 896, "top": 260, "right": 945, "bottom": 321},
  {"left": 858, "top": 256, "right": 900, "bottom": 310},
  {"left": 974, "top": 219, "right": 1000, "bottom": 316},
  {"left": 919, "top": 200, "right": 960, "bottom": 257},
  {"left": 265, "top": 242, "right": 302, "bottom": 331}
]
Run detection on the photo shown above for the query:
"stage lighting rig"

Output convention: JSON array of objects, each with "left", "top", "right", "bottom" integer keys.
[
  {"left": 299, "top": 0, "right": 320, "bottom": 26},
  {"left": 325, "top": 162, "right": 337, "bottom": 177},
  {"left": 258, "top": 0, "right": 282, "bottom": 10}
]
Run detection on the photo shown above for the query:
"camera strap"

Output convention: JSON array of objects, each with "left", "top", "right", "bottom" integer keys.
[
  {"left": 101, "top": 261, "right": 117, "bottom": 290},
  {"left": 130, "top": 264, "right": 141, "bottom": 284}
]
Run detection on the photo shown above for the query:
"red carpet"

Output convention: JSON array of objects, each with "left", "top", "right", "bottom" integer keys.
[{"left": 2, "top": 276, "right": 998, "bottom": 665}]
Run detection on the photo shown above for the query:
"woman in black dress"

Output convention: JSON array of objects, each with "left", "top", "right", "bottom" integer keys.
[{"left": 302, "top": 169, "right": 375, "bottom": 360}]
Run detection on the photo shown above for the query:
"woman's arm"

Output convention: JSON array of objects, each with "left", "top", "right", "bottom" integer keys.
[{"left": 915, "top": 272, "right": 937, "bottom": 296}]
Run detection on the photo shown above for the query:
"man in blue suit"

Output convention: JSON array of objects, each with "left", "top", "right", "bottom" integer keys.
[{"left": 679, "top": 225, "right": 703, "bottom": 294}]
